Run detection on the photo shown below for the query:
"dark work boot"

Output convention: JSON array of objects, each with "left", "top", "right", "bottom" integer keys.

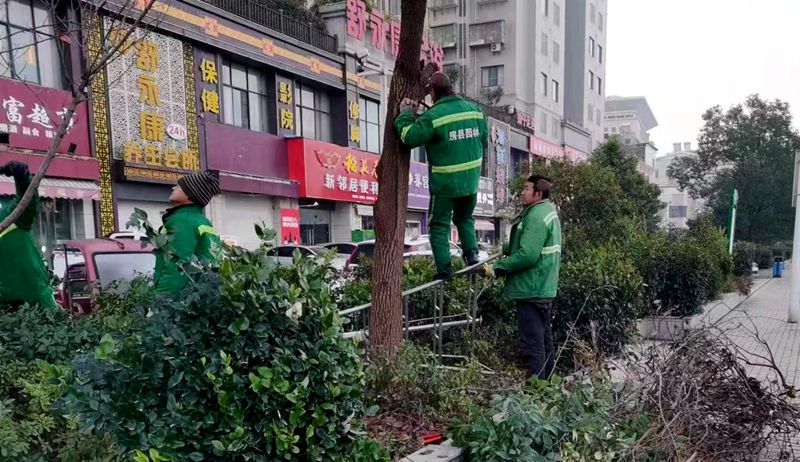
[
  {"left": 433, "top": 264, "right": 454, "bottom": 282},
  {"left": 464, "top": 249, "right": 480, "bottom": 267}
]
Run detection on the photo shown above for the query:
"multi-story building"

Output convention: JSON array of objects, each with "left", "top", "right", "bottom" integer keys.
[
  {"left": 604, "top": 95, "right": 658, "bottom": 176},
  {"left": 427, "top": 0, "right": 604, "bottom": 163},
  {"left": 651, "top": 143, "right": 705, "bottom": 229},
  {"left": 563, "top": 0, "right": 607, "bottom": 152}
]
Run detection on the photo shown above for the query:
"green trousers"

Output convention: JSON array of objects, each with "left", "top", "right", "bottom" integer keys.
[{"left": 428, "top": 194, "right": 478, "bottom": 273}]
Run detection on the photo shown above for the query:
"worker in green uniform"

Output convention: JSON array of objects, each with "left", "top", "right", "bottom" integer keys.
[
  {"left": 153, "top": 171, "right": 221, "bottom": 295},
  {"left": 0, "top": 161, "right": 58, "bottom": 309},
  {"left": 395, "top": 72, "right": 488, "bottom": 280}
]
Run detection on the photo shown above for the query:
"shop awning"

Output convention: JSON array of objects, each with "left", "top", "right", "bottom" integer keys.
[
  {"left": 0, "top": 176, "right": 100, "bottom": 200},
  {"left": 475, "top": 219, "right": 495, "bottom": 231}
]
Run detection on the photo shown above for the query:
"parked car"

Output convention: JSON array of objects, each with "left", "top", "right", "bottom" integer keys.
[
  {"left": 55, "top": 238, "right": 155, "bottom": 314},
  {"left": 752, "top": 262, "right": 760, "bottom": 275},
  {"left": 266, "top": 245, "right": 349, "bottom": 271}
]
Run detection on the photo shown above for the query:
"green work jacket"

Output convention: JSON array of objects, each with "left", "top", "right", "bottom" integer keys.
[
  {"left": 0, "top": 173, "right": 57, "bottom": 308},
  {"left": 153, "top": 204, "right": 220, "bottom": 295},
  {"left": 395, "top": 95, "right": 487, "bottom": 197},
  {"left": 495, "top": 200, "right": 562, "bottom": 300}
]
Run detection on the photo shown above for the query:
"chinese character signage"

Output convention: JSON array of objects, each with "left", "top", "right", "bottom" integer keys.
[
  {"left": 530, "top": 136, "right": 564, "bottom": 159},
  {"left": 348, "top": 99, "right": 361, "bottom": 147},
  {"left": 516, "top": 111, "right": 535, "bottom": 132},
  {"left": 195, "top": 48, "right": 220, "bottom": 121},
  {"left": 489, "top": 118, "right": 510, "bottom": 208},
  {"left": 105, "top": 21, "right": 199, "bottom": 181},
  {"left": 288, "top": 138, "right": 380, "bottom": 204},
  {"left": 346, "top": 0, "right": 443, "bottom": 70},
  {"left": 408, "top": 161, "right": 430, "bottom": 210},
  {"left": 0, "top": 78, "right": 90, "bottom": 155},
  {"left": 276, "top": 75, "right": 295, "bottom": 136},
  {"left": 475, "top": 176, "right": 495, "bottom": 217},
  {"left": 280, "top": 208, "right": 301, "bottom": 245}
]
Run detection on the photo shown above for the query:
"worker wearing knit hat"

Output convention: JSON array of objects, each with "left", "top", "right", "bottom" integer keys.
[{"left": 153, "top": 171, "right": 221, "bottom": 295}]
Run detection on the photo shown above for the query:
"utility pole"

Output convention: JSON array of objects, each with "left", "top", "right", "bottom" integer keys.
[
  {"left": 727, "top": 188, "right": 738, "bottom": 255},
  {"left": 788, "top": 152, "right": 800, "bottom": 323}
]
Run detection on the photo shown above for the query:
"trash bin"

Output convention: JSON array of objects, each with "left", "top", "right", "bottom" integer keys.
[{"left": 773, "top": 256, "right": 785, "bottom": 278}]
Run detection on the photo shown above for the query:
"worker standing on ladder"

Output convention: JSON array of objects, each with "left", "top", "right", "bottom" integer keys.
[{"left": 395, "top": 72, "right": 487, "bottom": 280}]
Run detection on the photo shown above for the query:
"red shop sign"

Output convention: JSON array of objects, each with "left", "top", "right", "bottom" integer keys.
[
  {"left": 288, "top": 138, "right": 380, "bottom": 204},
  {"left": 530, "top": 135, "right": 564, "bottom": 159},
  {"left": 280, "top": 208, "right": 301, "bottom": 245},
  {"left": 0, "top": 78, "right": 90, "bottom": 156}
]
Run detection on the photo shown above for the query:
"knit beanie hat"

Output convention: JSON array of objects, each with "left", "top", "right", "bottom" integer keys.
[{"left": 178, "top": 171, "right": 220, "bottom": 206}]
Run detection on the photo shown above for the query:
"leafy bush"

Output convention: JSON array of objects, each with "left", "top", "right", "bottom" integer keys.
[
  {"left": 733, "top": 241, "right": 758, "bottom": 276},
  {"left": 655, "top": 216, "right": 732, "bottom": 317},
  {"left": 451, "top": 375, "right": 648, "bottom": 462},
  {"left": 62, "top": 242, "right": 377, "bottom": 461},
  {"left": 554, "top": 245, "right": 644, "bottom": 357}
]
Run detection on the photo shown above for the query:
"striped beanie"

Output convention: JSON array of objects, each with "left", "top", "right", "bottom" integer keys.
[{"left": 178, "top": 171, "right": 220, "bottom": 206}]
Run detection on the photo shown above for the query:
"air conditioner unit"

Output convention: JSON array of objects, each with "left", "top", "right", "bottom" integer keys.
[{"left": 490, "top": 43, "right": 502, "bottom": 53}]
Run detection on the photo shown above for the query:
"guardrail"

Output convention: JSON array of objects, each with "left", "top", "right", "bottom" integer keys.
[
  {"left": 199, "top": 0, "right": 338, "bottom": 54},
  {"left": 340, "top": 255, "right": 502, "bottom": 362}
]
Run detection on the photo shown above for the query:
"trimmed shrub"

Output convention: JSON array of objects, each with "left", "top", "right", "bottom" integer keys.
[{"left": 62, "top": 243, "right": 380, "bottom": 461}]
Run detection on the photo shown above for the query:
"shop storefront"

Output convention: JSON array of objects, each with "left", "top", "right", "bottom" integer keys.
[
  {"left": 474, "top": 176, "right": 496, "bottom": 246},
  {"left": 288, "top": 137, "right": 431, "bottom": 244},
  {"left": 0, "top": 77, "right": 98, "bottom": 253}
]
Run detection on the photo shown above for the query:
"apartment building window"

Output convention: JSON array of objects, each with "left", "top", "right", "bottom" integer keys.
[
  {"left": 359, "top": 97, "right": 380, "bottom": 154},
  {"left": 589, "top": 70, "right": 594, "bottom": 90},
  {"left": 669, "top": 206, "right": 688, "bottom": 218},
  {"left": 468, "top": 20, "right": 504, "bottom": 45},
  {"left": 481, "top": 65, "right": 504, "bottom": 87},
  {"left": 589, "top": 37, "right": 596, "bottom": 57},
  {"left": 541, "top": 33, "right": 549, "bottom": 56},
  {"left": 598, "top": 44, "right": 604, "bottom": 63},
  {"left": 596, "top": 108, "right": 601, "bottom": 125},
  {"left": 430, "top": 24, "right": 457, "bottom": 47},
  {"left": 543, "top": 0, "right": 549, "bottom": 17},
  {"left": 551, "top": 117, "right": 559, "bottom": 139},
  {"left": 540, "top": 72, "right": 548, "bottom": 96},
  {"left": 588, "top": 103, "right": 594, "bottom": 122},
  {"left": 553, "top": 41, "right": 560, "bottom": 64},
  {"left": 599, "top": 13, "right": 604, "bottom": 31},
  {"left": 221, "top": 60, "right": 270, "bottom": 132},
  {"left": 597, "top": 76, "right": 602, "bottom": 95},
  {"left": 552, "top": 80, "right": 559, "bottom": 102},
  {"left": 590, "top": 3, "right": 596, "bottom": 23},
  {"left": 0, "top": 0, "right": 63, "bottom": 88},
  {"left": 540, "top": 111, "right": 548, "bottom": 135},
  {"left": 294, "top": 83, "right": 332, "bottom": 142},
  {"left": 553, "top": 3, "right": 561, "bottom": 26}
]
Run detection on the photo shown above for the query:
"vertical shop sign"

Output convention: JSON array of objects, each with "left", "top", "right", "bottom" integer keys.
[
  {"left": 105, "top": 21, "right": 200, "bottom": 182},
  {"left": 276, "top": 75, "right": 295, "bottom": 137},
  {"left": 280, "top": 208, "right": 301, "bottom": 245}
]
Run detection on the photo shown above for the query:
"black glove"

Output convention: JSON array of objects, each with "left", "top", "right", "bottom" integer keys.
[{"left": 2, "top": 161, "right": 30, "bottom": 182}]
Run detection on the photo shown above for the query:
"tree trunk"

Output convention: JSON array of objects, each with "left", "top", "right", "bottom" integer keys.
[{"left": 369, "top": 0, "right": 431, "bottom": 357}]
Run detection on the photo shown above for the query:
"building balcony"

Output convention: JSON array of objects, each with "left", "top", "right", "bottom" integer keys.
[
  {"left": 198, "top": 0, "right": 337, "bottom": 54},
  {"left": 429, "top": 0, "right": 458, "bottom": 11},
  {"left": 468, "top": 20, "right": 505, "bottom": 46}
]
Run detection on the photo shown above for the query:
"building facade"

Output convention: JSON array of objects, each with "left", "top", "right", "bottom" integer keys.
[
  {"left": 651, "top": 143, "right": 705, "bottom": 229},
  {"left": 0, "top": 0, "right": 99, "bottom": 258},
  {"left": 428, "top": 0, "right": 604, "bottom": 162},
  {"left": 604, "top": 95, "right": 659, "bottom": 176}
]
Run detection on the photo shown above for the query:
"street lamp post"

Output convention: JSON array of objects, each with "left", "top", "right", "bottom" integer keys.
[{"left": 789, "top": 152, "right": 800, "bottom": 323}]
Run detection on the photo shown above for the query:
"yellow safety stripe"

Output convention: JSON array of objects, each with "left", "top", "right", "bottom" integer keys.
[
  {"left": 430, "top": 158, "right": 483, "bottom": 174},
  {"left": 400, "top": 125, "right": 413, "bottom": 143},
  {"left": 431, "top": 111, "right": 484, "bottom": 128},
  {"left": 0, "top": 223, "right": 18, "bottom": 239},
  {"left": 541, "top": 245, "right": 562, "bottom": 255},
  {"left": 197, "top": 225, "right": 218, "bottom": 236}
]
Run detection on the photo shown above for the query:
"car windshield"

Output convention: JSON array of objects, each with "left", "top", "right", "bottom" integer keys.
[
  {"left": 94, "top": 253, "right": 155, "bottom": 291},
  {"left": 52, "top": 250, "right": 85, "bottom": 280}
]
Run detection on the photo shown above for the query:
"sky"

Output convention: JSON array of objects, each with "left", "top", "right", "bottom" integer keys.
[{"left": 606, "top": 0, "right": 800, "bottom": 155}]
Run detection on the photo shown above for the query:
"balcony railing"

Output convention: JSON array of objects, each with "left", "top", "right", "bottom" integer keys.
[{"left": 199, "top": 0, "right": 338, "bottom": 54}]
